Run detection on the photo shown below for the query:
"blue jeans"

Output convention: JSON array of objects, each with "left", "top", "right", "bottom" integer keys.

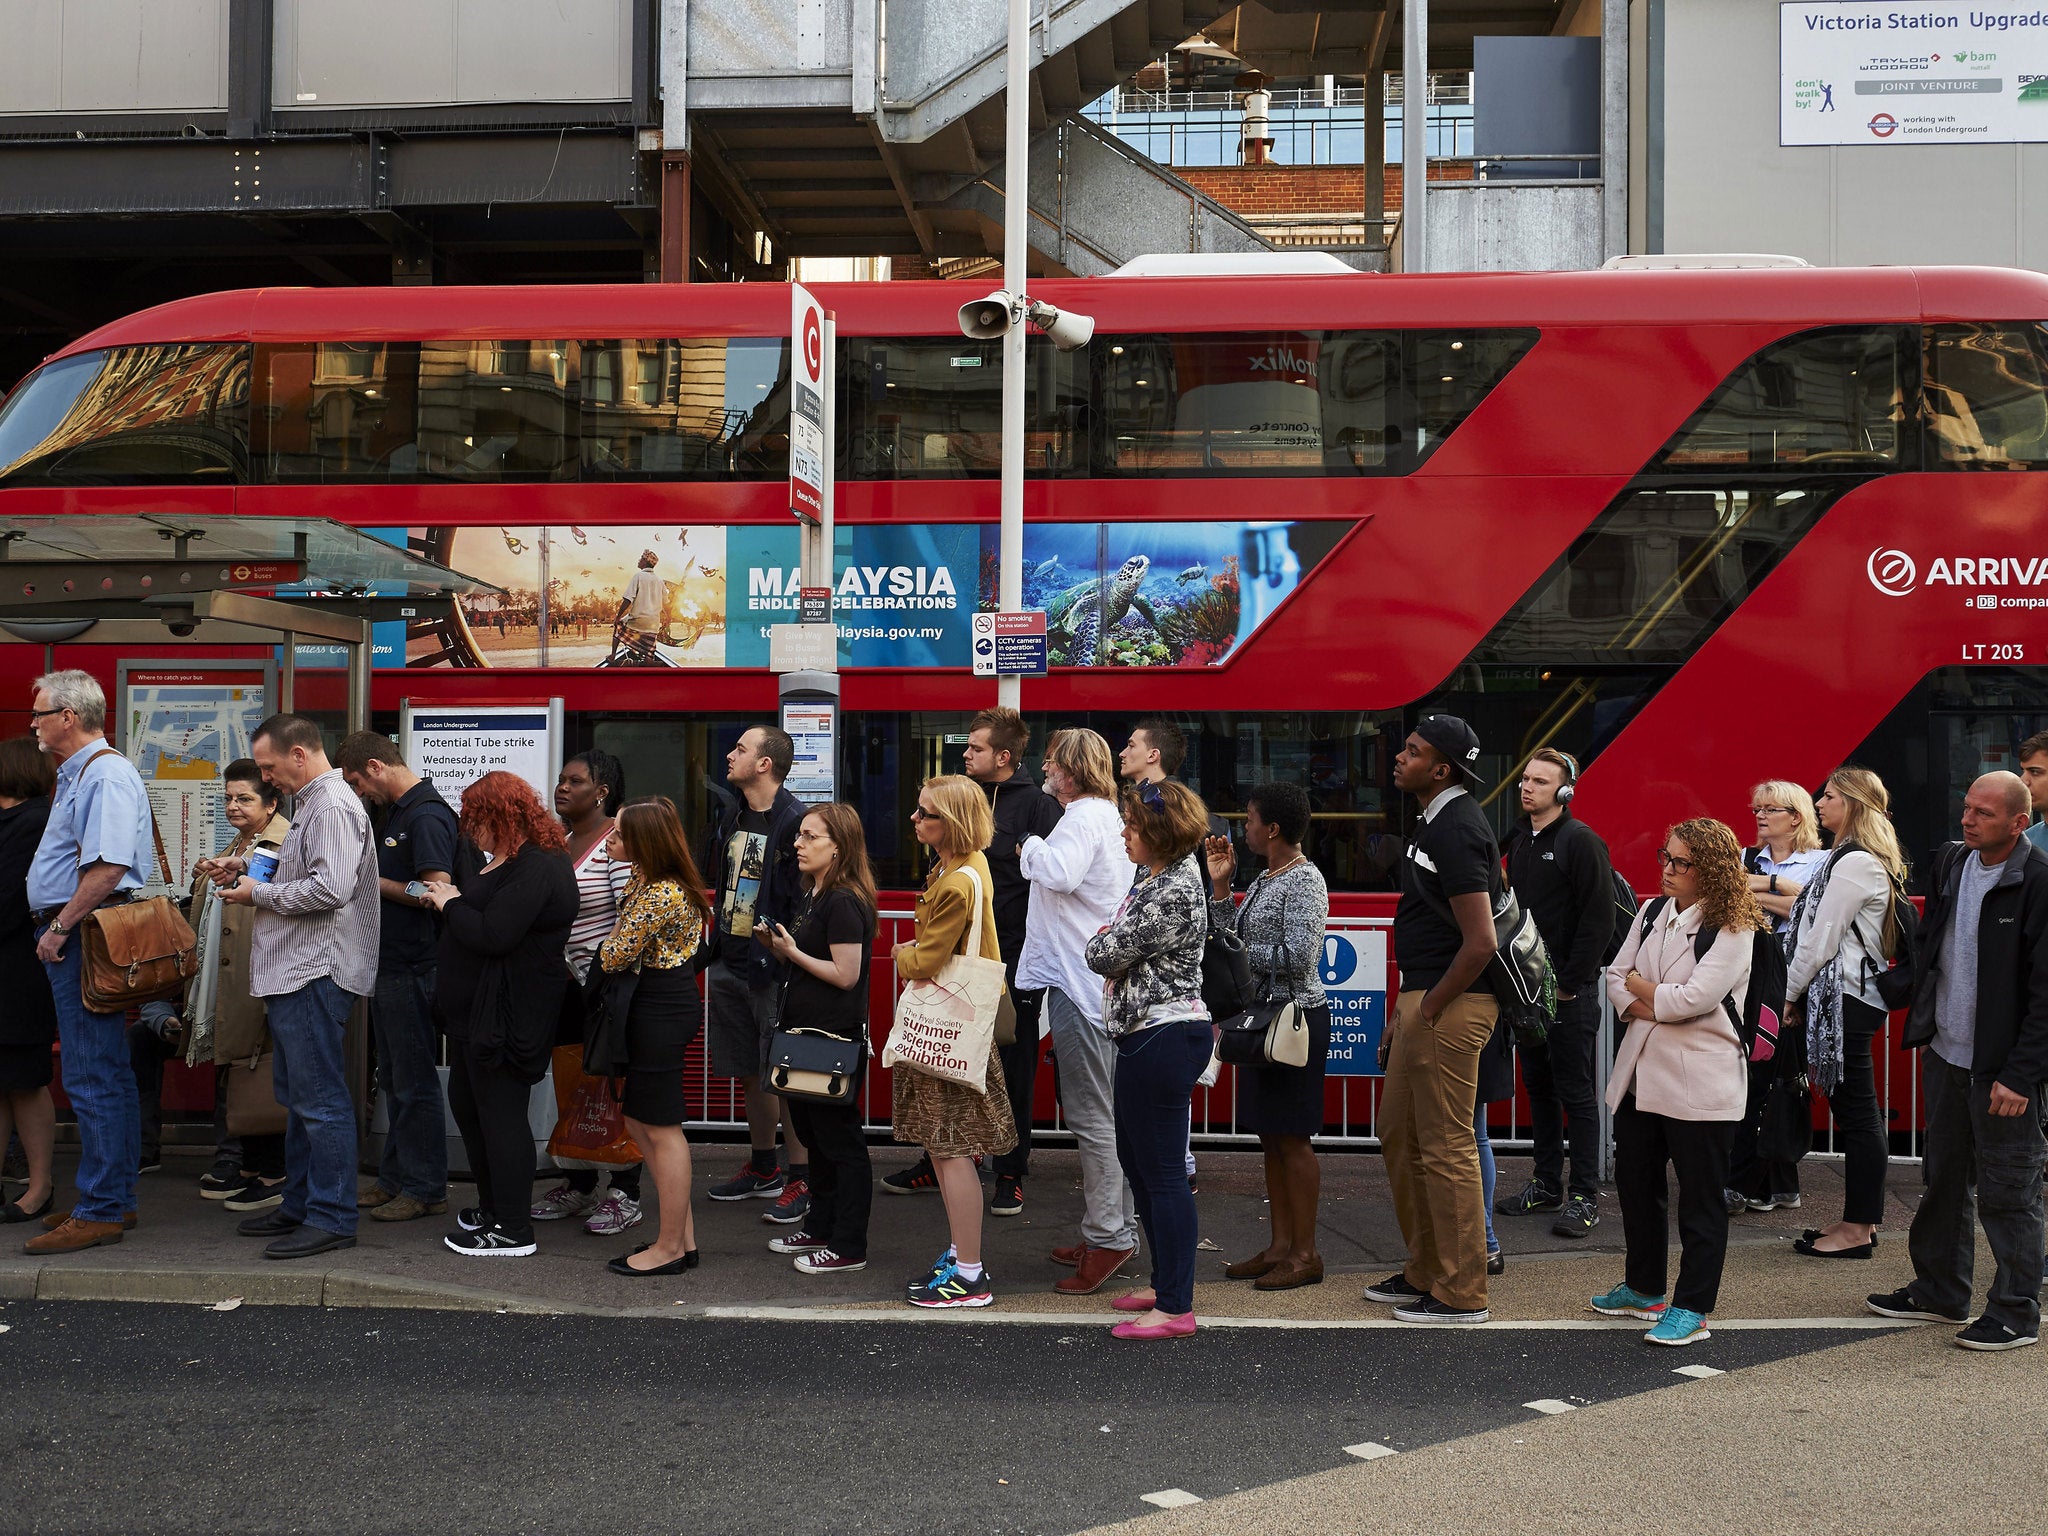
[
  {"left": 371, "top": 961, "right": 447, "bottom": 1201},
  {"left": 1475, "top": 1102, "right": 1498, "bottom": 1253},
  {"left": 40, "top": 927, "right": 139, "bottom": 1223},
  {"left": 1113, "top": 1020, "right": 1210, "bottom": 1316},
  {"left": 267, "top": 977, "right": 362, "bottom": 1237}
]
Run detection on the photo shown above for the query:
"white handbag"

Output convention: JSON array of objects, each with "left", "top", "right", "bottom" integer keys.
[{"left": 882, "top": 863, "right": 1006, "bottom": 1095}]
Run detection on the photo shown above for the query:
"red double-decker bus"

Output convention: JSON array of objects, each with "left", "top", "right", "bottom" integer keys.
[{"left": 3, "top": 265, "right": 2045, "bottom": 1143}]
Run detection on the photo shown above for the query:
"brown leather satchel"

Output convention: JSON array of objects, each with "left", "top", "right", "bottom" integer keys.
[{"left": 75, "top": 751, "right": 199, "bottom": 1013}]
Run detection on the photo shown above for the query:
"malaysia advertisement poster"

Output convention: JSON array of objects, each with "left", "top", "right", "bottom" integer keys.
[{"left": 368, "top": 519, "right": 1341, "bottom": 671}]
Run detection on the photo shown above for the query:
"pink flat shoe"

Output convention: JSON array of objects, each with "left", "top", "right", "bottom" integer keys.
[
  {"left": 1111, "top": 1293, "right": 1157, "bottom": 1313},
  {"left": 1112, "top": 1312, "right": 1197, "bottom": 1340}
]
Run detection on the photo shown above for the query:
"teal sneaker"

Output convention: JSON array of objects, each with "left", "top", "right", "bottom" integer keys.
[
  {"left": 1644, "top": 1306, "right": 1710, "bottom": 1346},
  {"left": 908, "top": 1259, "right": 994, "bottom": 1309},
  {"left": 1590, "top": 1283, "right": 1668, "bottom": 1321}
]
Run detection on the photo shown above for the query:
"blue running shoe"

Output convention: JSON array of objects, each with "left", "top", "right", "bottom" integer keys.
[
  {"left": 1644, "top": 1307, "right": 1710, "bottom": 1346},
  {"left": 1590, "top": 1283, "right": 1668, "bottom": 1321},
  {"left": 908, "top": 1260, "right": 994, "bottom": 1309},
  {"left": 905, "top": 1245, "right": 955, "bottom": 1299}
]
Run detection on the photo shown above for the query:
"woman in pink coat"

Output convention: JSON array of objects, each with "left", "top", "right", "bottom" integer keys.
[{"left": 1596, "top": 817, "right": 1768, "bottom": 1347}]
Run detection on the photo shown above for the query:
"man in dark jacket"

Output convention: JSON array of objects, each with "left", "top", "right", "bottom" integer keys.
[
  {"left": 1868, "top": 771, "right": 2048, "bottom": 1351},
  {"left": 1498, "top": 749, "right": 1615, "bottom": 1239},
  {"left": 699, "top": 726, "right": 809, "bottom": 1217},
  {"left": 886, "top": 707, "right": 1062, "bottom": 1213}
]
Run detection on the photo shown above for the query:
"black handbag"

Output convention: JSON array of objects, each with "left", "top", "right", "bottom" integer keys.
[
  {"left": 1212, "top": 877, "right": 1312, "bottom": 1069},
  {"left": 768, "top": 1026, "right": 864, "bottom": 1103},
  {"left": 1201, "top": 908, "right": 1256, "bottom": 1021},
  {"left": 580, "top": 954, "right": 639, "bottom": 1080},
  {"left": 1757, "top": 1073, "right": 1814, "bottom": 1165}
]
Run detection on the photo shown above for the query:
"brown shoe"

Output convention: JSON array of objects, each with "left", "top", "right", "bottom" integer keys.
[
  {"left": 1224, "top": 1252, "right": 1279, "bottom": 1281},
  {"left": 1055, "top": 1244, "right": 1135, "bottom": 1295},
  {"left": 41, "top": 1209, "right": 136, "bottom": 1232},
  {"left": 24, "top": 1217, "right": 124, "bottom": 1255},
  {"left": 368, "top": 1194, "right": 448, "bottom": 1223},
  {"left": 1049, "top": 1243, "right": 1085, "bottom": 1268},
  {"left": 357, "top": 1186, "right": 397, "bottom": 1210},
  {"left": 1254, "top": 1253, "right": 1326, "bottom": 1291}
]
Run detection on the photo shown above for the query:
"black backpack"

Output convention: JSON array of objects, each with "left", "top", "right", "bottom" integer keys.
[
  {"left": 1631, "top": 897, "right": 1788, "bottom": 1064},
  {"left": 1601, "top": 866, "right": 1640, "bottom": 968},
  {"left": 1868, "top": 856, "right": 1935, "bottom": 1012}
]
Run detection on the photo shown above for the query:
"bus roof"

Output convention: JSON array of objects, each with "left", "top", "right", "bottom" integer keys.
[{"left": 45, "top": 265, "right": 2048, "bottom": 360}]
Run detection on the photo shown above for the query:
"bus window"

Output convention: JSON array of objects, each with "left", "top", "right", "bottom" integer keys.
[
  {"left": 843, "top": 337, "right": 1080, "bottom": 478},
  {"left": 1660, "top": 326, "right": 1907, "bottom": 470},
  {"left": 0, "top": 344, "right": 249, "bottom": 486},
  {"left": 1092, "top": 328, "right": 1533, "bottom": 477},
  {"left": 581, "top": 338, "right": 789, "bottom": 479},
  {"left": 262, "top": 340, "right": 576, "bottom": 481},
  {"left": 1924, "top": 322, "right": 2048, "bottom": 468}
]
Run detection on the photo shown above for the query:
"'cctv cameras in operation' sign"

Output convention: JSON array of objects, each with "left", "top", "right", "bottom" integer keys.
[{"left": 790, "top": 283, "right": 828, "bottom": 526}]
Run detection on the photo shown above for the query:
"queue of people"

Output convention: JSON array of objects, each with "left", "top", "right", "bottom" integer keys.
[{"left": 5, "top": 674, "right": 2042, "bottom": 1353}]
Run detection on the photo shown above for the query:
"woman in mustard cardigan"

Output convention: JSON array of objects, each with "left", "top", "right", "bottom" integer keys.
[{"left": 891, "top": 774, "right": 1016, "bottom": 1309}]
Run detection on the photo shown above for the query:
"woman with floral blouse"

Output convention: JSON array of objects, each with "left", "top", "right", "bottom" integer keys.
[{"left": 598, "top": 796, "right": 710, "bottom": 1278}]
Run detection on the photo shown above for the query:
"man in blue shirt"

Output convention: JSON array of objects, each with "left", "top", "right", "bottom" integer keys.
[
  {"left": 337, "top": 731, "right": 458, "bottom": 1223},
  {"left": 22, "top": 670, "right": 155, "bottom": 1256},
  {"left": 2019, "top": 731, "right": 2048, "bottom": 855}
]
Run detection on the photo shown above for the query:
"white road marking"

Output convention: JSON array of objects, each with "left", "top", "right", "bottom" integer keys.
[
  {"left": 1673, "top": 1363, "right": 1726, "bottom": 1379},
  {"left": 698, "top": 1305, "right": 1921, "bottom": 1332},
  {"left": 1344, "top": 1441, "right": 1399, "bottom": 1460},
  {"left": 1141, "top": 1490, "right": 1203, "bottom": 1509},
  {"left": 1523, "top": 1399, "right": 1578, "bottom": 1415}
]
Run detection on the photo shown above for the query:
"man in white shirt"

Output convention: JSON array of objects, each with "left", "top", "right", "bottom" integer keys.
[{"left": 615, "top": 550, "right": 668, "bottom": 644}]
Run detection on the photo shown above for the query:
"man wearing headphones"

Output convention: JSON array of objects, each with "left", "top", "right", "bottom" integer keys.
[{"left": 1498, "top": 748, "right": 1616, "bottom": 1238}]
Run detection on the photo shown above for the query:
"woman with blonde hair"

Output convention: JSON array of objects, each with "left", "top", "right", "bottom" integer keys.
[
  {"left": 1599, "top": 817, "right": 1766, "bottom": 1346},
  {"left": 1728, "top": 779, "right": 1830, "bottom": 1216},
  {"left": 1746, "top": 780, "right": 1826, "bottom": 930},
  {"left": 891, "top": 774, "right": 1015, "bottom": 1308},
  {"left": 1783, "top": 766, "right": 1908, "bottom": 1260}
]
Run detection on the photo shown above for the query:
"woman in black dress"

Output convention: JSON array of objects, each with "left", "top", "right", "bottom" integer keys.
[
  {"left": 0, "top": 736, "right": 58, "bottom": 1223},
  {"left": 1203, "top": 782, "right": 1332, "bottom": 1290},
  {"left": 420, "top": 771, "right": 578, "bottom": 1258},
  {"left": 596, "top": 796, "right": 710, "bottom": 1278}
]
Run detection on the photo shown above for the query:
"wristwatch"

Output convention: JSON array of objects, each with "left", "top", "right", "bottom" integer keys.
[
  {"left": 46, "top": 918, "right": 67, "bottom": 936},
  {"left": 1770, "top": 874, "right": 1780, "bottom": 895}
]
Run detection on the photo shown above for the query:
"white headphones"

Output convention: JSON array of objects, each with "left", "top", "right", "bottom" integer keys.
[{"left": 1553, "top": 750, "right": 1580, "bottom": 803}]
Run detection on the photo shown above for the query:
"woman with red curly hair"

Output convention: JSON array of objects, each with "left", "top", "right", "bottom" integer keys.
[{"left": 420, "top": 771, "right": 578, "bottom": 1257}]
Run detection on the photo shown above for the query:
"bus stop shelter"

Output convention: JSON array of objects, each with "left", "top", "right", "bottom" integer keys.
[{"left": 0, "top": 511, "right": 503, "bottom": 1151}]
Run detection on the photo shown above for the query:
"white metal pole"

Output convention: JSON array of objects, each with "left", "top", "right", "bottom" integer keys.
[
  {"left": 1402, "top": 0, "right": 1427, "bottom": 272},
  {"left": 998, "top": 0, "right": 1029, "bottom": 710}
]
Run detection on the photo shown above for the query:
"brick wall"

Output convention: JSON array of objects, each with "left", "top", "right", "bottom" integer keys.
[{"left": 1179, "top": 161, "right": 1473, "bottom": 218}]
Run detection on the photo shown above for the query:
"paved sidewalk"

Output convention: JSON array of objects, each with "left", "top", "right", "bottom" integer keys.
[{"left": 0, "top": 1142, "right": 1953, "bottom": 1324}]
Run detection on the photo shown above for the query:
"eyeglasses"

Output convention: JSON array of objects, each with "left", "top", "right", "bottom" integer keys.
[
  {"left": 909, "top": 806, "right": 933, "bottom": 822},
  {"left": 1751, "top": 805, "right": 1791, "bottom": 818},
  {"left": 27, "top": 707, "right": 66, "bottom": 721},
  {"left": 1654, "top": 849, "right": 1696, "bottom": 873},
  {"left": 1137, "top": 782, "right": 1166, "bottom": 813},
  {"left": 793, "top": 830, "right": 834, "bottom": 844}
]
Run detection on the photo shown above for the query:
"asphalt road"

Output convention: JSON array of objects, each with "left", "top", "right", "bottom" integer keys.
[{"left": 0, "top": 1302, "right": 1876, "bottom": 1536}]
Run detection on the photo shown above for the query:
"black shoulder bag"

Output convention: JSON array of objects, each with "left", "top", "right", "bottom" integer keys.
[
  {"left": 1215, "top": 875, "right": 1313, "bottom": 1069},
  {"left": 580, "top": 950, "right": 639, "bottom": 1080}
]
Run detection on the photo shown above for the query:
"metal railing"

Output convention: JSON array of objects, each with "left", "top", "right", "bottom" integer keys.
[{"left": 684, "top": 908, "right": 1931, "bottom": 1170}]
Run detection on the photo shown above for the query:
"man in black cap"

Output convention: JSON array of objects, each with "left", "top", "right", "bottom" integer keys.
[{"left": 1364, "top": 715, "right": 1501, "bottom": 1325}]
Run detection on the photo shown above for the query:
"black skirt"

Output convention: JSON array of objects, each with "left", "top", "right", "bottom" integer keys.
[
  {"left": 1234, "top": 1002, "right": 1333, "bottom": 1138},
  {"left": 624, "top": 965, "right": 700, "bottom": 1074},
  {"left": 0, "top": 1042, "right": 53, "bottom": 1093}
]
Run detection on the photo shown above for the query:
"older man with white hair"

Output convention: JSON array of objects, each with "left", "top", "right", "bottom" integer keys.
[
  {"left": 1870, "top": 771, "right": 2048, "bottom": 1351},
  {"left": 21, "top": 670, "right": 155, "bottom": 1256}
]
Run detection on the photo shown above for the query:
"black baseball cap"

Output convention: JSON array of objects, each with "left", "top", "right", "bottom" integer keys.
[{"left": 1414, "top": 714, "right": 1487, "bottom": 786}]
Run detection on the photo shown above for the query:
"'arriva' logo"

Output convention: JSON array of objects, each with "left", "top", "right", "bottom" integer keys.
[{"left": 1867, "top": 547, "right": 1917, "bottom": 597}]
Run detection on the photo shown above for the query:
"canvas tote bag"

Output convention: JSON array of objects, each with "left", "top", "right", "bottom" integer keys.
[{"left": 881, "top": 863, "right": 1006, "bottom": 1094}]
